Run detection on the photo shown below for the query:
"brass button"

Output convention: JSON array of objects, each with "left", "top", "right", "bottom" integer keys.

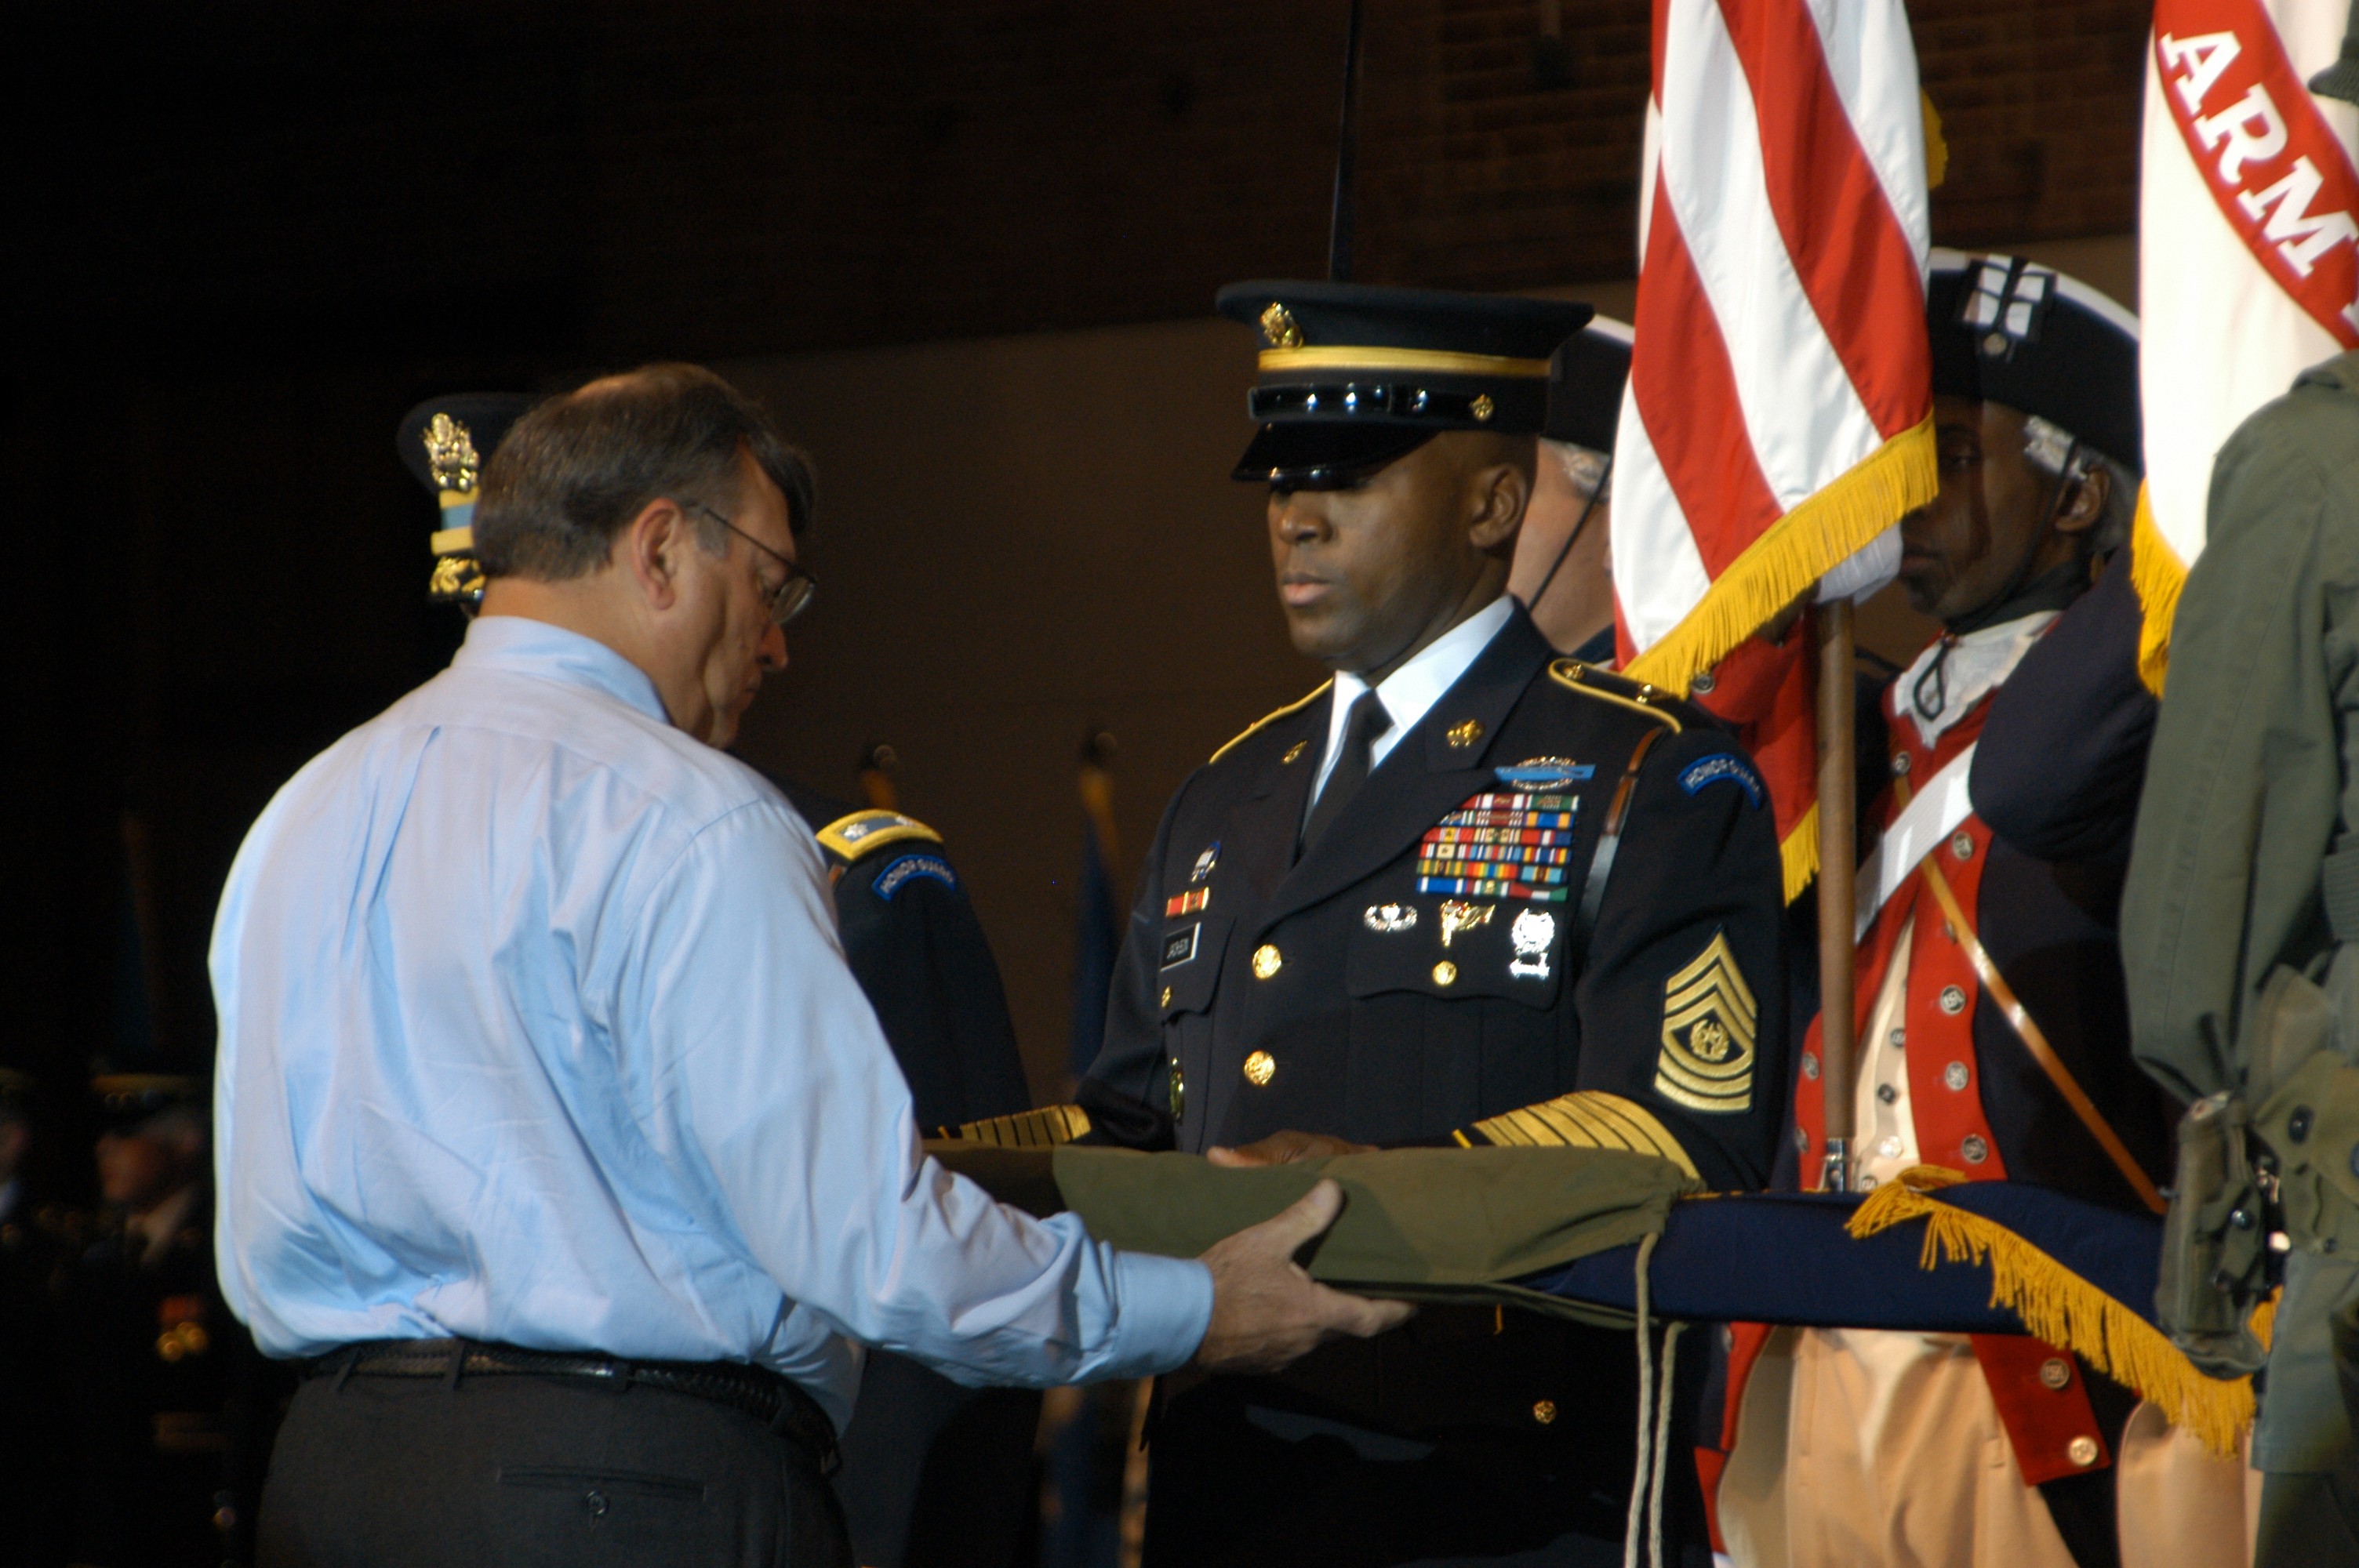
[
  {"left": 1961, "top": 1134, "right": 1990, "bottom": 1164},
  {"left": 1939, "top": 985, "right": 1968, "bottom": 1015},
  {"left": 1159, "top": 985, "right": 1173, "bottom": 1008},
  {"left": 1433, "top": 960, "right": 1459, "bottom": 986},
  {"left": 1530, "top": 1399, "right": 1558, "bottom": 1425},
  {"left": 1252, "top": 944, "right": 1283, "bottom": 980},
  {"left": 1892, "top": 752, "right": 1912, "bottom": 776},
  {"left": 1876, "top": 1083, "right": 1898, "bottom": 1104},
  {"left": 1951, "top": 831, "right": 1975, "bottom": 861},
  {"left": 1243, "top": 1051, "right": 1276, "bottom": 1087},
  {"left": 2066, "top": 1434, "right": 2100, "bottom": 1468},
  {"left": 1944, "top": 1061, "right": 1970, "bottom": 1091},
  {"left": 1801, "top": 1051, "right": 1819, "bottom": 1080},
  {"left": 1169, "top": 1062, "right": 1186, "bottom": 1123},
  {"left": 2039, "top": 1357, "right": 2072, "bottom": 1391}
]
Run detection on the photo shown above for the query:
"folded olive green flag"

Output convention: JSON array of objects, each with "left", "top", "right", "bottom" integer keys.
[{"left": 929, "top": 1142, "right": 1698, "bottom": 1325}]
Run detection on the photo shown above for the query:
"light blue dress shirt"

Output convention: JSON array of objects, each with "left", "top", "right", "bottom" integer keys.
[{"left": 211, "top": 615, "right": 1211, "bottom": 1428}]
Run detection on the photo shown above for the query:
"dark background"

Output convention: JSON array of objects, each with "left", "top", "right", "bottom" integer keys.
[{"left": 3, "top": 0, "right": 2150, "bottom": 1193}]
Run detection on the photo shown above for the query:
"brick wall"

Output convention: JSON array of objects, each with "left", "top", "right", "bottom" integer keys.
[{"left": 6, "top": 0, "right": 2156, "bottom": 1098}]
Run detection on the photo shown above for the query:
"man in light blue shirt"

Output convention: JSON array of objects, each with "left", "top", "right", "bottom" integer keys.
[{"left": 212, "top": 364, "right": 1404, "bottom": 1567}]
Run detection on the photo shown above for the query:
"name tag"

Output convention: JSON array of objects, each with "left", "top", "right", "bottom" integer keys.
[{"left": 1161, "top": 924, "right": 1201, "bottom": 968}]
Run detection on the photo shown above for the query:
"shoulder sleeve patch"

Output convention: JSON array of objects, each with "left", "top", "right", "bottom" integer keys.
[
  {"left": 816, "top": 809, "right": 943, "bottom": 863},
  {"left": 1209, "top": 680, "right": 1334, "bottom": 764},
  {"left": 1677, "top": 751, "right": 1766, "bottom": 808},
  {"left": 1656, "top": 931, "right": 1757, "bottom": 1114},
  {"left": 1547, "top": 659, "right": 1683, "bottom": 732},
  {"left": 873, "top": 852, "right": 958, "bottom": 899}
]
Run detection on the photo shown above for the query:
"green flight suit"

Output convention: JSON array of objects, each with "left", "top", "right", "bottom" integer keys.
[{"left": 2123, "top": 349, "right": 2359, "bottom": 1565}]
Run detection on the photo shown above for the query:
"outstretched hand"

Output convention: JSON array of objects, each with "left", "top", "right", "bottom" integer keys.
[{"left": 1191, "top": 1178, "right": 1414, "bottom": 1375}]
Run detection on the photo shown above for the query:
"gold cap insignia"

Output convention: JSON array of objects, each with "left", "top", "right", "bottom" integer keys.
[
  {"left": 1656, "top": 931, "right": 1757, "bottom": 1113},
  {"left": 1259, "top": 303, "right": 1304, "bottom": 350},
  {"left": 1470, "top": 394, "right": 1496, "bottom": 423},
  {"left": 423, "top": 412, "right": 482, "bottom": 495}
]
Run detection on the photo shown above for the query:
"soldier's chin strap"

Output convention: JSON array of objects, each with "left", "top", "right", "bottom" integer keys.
[
  {"left": 1527, "top": 451, "right": 1612, "bottom": 627},
  {"left": 1911, "top": 441, "right": 2088, "bottom": 726}
]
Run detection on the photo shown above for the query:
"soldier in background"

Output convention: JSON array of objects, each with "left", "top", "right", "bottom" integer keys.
[
  {"left": 1509, "top": 321, "right": 1630, "bottom": 663},
  {"left": 400, "top": 394, "right": 1041, "bottom": 1568},
  {"left": 2122, "top": 347, "right": 2359, "bottom": 1566},
  {"left": 0, "top": 1069, "right": 71, "bottom": 1567},
  {"left": 60, "top": 1076, "right": 266, "bottom": 1567}
]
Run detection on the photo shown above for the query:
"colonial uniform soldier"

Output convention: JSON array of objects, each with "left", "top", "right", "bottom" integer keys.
[
  {"left": 399, "top": 394, "right": 1041, "bottom": 1568},
  {"left": 1714, "top": 256, "right": 2242, "bottom": 1568},
  {"left": 59, "top": 1075, "right": 264, "bottom": 1567},
  {"left": 2123, "top": 347, "right": 2359, "bottom": 1567},
  {"left": 953, "top": 281, "right": 1790, "bottom": 1564}
]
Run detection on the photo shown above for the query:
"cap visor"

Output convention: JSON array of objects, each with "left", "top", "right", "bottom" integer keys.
[{"left": 1230, "top": 423, "right": 1438, "bottom": 486}]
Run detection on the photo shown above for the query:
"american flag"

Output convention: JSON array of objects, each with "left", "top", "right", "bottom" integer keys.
[{"left": 1609, "top": 0, "right": 1939, "bottom": 893}]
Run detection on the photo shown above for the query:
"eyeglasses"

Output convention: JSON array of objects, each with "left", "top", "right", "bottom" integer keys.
[{"left": 689, "top": 503, "right": 816, "bottom": 625}]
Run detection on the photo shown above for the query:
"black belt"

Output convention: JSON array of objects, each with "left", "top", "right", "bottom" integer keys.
[{"left": 307, "top": 1339, "right": 839, "bottom": 1474}]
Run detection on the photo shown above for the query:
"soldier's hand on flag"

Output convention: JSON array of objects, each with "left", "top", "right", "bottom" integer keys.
[
  {"left": 1205, "top": 1130, "right": 1376, "bottom": 1167},
  {"left": 1191, "top": 1178, "right": 1413, "bottom": 1374}
]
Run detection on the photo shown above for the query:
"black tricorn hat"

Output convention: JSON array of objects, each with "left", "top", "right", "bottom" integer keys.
[
  {"left": 1216, "top": 281, "right": 1593, "bottom": 487},
  {"left": 396, "top": 394, "right": 539, "bottom": 605},
  {"left": 1544, "top": 319, "right": 1633, "bottom": 455},
  {"left": 1925, "top": 252, "right": 2142, "bottom": 474}
]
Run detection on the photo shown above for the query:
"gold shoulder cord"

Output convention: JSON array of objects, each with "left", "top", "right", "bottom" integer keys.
[
  {"left": 1209, "top": 681, "right": 1334, "bottom": 765},
  {"left": 1548, "top": 660, "right": 1683, "bottom": 733}
]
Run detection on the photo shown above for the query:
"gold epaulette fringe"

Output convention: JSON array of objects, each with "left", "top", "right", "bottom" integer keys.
[
  {"left": 941, "top": 1104, "right": 1092, "bottom": 1149},
  {"left": 1624, "top": 416, "right": 1936, "bottom": 698},
  {"left": 1847, "top": 1166, "right": 2254, "bottom": 1457}
]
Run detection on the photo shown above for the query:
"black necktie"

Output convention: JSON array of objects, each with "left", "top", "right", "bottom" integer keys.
[{"left": 1301, "top": 690, "right": 1392, "bottom": 857}]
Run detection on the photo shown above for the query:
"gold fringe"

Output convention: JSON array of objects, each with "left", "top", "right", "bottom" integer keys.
[
  {"left": 2130, "top": 483, "right": 2186, "bottom": 698},
  {"left": 1921, "top": 91, "right": 1949, "bottom": 190},
  {"left": 1780, "top": 801, "right": 1820, "bottom": 905},
  {"left": 1626, "top": 416, "right": 1937, "bottom": 698},
  {"left": 1846, "top": 1166, "right": 2253, "bottom": 1457}
]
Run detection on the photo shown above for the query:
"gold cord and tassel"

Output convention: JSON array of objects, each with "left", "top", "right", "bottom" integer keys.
[{"left": 1846, "top": 1165, "right": 2255, "bottom": 1457}]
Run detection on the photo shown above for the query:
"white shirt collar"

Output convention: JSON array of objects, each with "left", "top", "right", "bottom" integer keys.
[
  {"left": 1310, "top": 596, "right": 1516, "bottom": 804},
  {"left": 457, "top": 614, "right": 672, "bottom": 727},
  {"left": 1892, "top": 610, "right": 2059, "bottom": 747}
]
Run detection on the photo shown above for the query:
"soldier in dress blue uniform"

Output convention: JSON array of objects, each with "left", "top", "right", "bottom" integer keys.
[
  {"left": 398, "top": 395, "right": 1039, "bottom": 1568},
  {"left": 947, "top": 282, "right": 1789, "bottom": 1565}
]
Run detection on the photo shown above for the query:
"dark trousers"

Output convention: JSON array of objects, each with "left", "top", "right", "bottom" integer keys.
[
  {"left": 256, "top": 1368, "right": 852, "bottom": 1568},
  {"left": 1142, "top": 1369, "right": 1714, "bottom": 1568}
]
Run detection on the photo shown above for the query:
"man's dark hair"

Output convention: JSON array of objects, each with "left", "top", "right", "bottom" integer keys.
[{"left": 474, "top": 363, "right": 816, "bottom": 582}]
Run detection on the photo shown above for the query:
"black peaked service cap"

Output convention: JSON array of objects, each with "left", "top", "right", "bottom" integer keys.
[
  {"left": 397, "top": 392, "right": 539, "bottom": 605},
  {"left": 1925, "top": 251, "right": 2143, "bottom": 474},
  {"left": 1544, "top": 319, "right": 1634, "bottom": 455},
  {"left": 1216, "top": 281, "right": 1593, "bottom": 488}
]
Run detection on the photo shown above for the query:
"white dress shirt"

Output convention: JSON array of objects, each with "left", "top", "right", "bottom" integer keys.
[
  {"left": 1307, "top": 595, "right": 1515, "bottom": 810},
  {"left": 211, "top": 615, "right": 1209, "bottom": 1428}
]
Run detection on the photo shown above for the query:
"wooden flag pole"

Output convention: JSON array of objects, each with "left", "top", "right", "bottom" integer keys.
[{"left": 1814, "top": 600, "right": 1858, "bottom": 1192}]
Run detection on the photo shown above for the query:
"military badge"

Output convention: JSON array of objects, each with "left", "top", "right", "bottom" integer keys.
[
  {"left": 1677, "top": 752, "right": 1766, "bottom": 808},
  {"left": 1446, "top": 718, "right": 1485, "bottom": 748},
  {"left": 1191, "top": 843, "right": 1220, "bottom": 883},
  {"left": 1363, "top": 902, "right": 1418, "bottom": 934},
  {"left": 873, "top": 853, "right": 957, "bottom": 900},
  {"left": 1259, "top": 302, "right": 1303, "bottom": 349},
  {"left": 1416, "top": 791, "right": 1577, "bottom": 902},
  {"left": 1438, "top": 900, "right": 1492, "bottom": 948},
  {"left": 1508, "top": 909, "right": 1556, "bottom": 981},
  {"left": 422, "top": 412, "right": 482, "bottom": 494},
  {"left": 1165, "top": 888, "right": 1209, "bottom": 918},
  {"left": 1496, "top": 757, "right": 1594, "bottom": 788},
  {"left": 1655, "top": 932, "right": 1757, "bottom": 1113}
]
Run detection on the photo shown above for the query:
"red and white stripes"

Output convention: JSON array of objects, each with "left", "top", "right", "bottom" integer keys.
[{"left": 1615, "top": 0, "right": 1936, "bottom": 694}]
